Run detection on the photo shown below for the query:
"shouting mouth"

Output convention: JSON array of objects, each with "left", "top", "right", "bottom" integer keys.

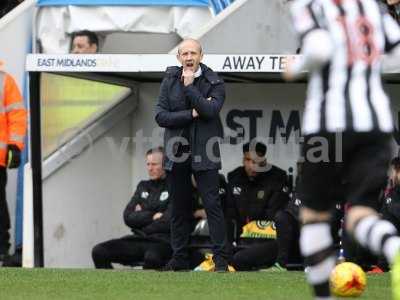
[{"left": 185, "top": 62, "right": 194, "bottom": 69}]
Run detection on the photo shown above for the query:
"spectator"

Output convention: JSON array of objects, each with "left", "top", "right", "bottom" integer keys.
[
  {"left": 226, "top": 141, "right": 290, "bottom": 271},
  {"left": 91, "top": 147, "right": 172, "bottom": 269},
  {"left": 70, "top": 30, "right": 99, "bottom": 54},
  {"left": 0, "top": 70, "right": 27, "bottom": 262}
]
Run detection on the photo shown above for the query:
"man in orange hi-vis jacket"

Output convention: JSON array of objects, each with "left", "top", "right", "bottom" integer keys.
[{"left": 0, "top": 70, "right": 27, "bottom": 261}]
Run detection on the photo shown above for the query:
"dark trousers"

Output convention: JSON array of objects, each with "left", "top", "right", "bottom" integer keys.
[
  {"left": 275, "top": 210, "right": 302, "bottom": 267},
  {"left": 92, "top": 236, "right": 172, "bottom": 269},
  {"left": 0, "top": 167, "right": 10, "bottom": 255},
  {"left": 167, "top": 158, "right": 228, "bottom": 262},
  {"left": 232, "top": 240, "right": 278, "bottom": 271}
]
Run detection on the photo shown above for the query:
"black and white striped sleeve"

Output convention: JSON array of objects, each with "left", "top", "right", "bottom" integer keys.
[
  {"left": 382, "top": 13, "right": 400, "bottom": 53},
  {"left": 291, "top": 0, "right": 322, "bottom": 41}
]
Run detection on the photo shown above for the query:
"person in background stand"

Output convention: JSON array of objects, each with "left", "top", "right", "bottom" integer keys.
[
  {"left": 70, "top": 30, "right": 99, "bottom": 54},
  {"left": 0, "top": 69, "right": 27, "bottom": 262}
]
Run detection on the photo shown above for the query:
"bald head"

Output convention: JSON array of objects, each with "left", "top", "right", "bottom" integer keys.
[
  {"left": 178, "top": 38, "right": 203, "bottom": 55},
  {"left": 177, "top": 38, "right": 204, "bottom": 72}
]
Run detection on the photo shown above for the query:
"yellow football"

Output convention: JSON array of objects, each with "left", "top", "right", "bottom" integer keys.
[{"left": 330, "top": 262, "right": 367, "bottom": 297}]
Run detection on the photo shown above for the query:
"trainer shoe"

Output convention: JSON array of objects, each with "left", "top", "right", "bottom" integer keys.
[
  {"left": 272, "top": 262, "right": 287, "bottom": 271},
  {"left": 367, "top": 265, "right": 384, "bottom": 274},
  {"left": 392, "top": 252, "right": 400, "bottom": 300},
  {"left": 262, "top": 262, "right": 287, "bottom": 272}
]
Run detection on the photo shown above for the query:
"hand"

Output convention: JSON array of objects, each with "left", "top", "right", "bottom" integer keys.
[
  {"left": 153, "top": 212, "right": 163, "bottom": 220},
  {"left": 282, "top": 56, "right": 296, "bottom": 82},
  {"left": 182, "top": 69, "right": 195, "bottom": 86},
  {"left": 192, "top": 109, "right": 199, "bottom": 118},
  {"left": 193, "top": 209, "right": 207, "bottom": 219},
  {"left": 134, "top": 204, "right": 142, "bottom": 212},
  {"left": 7, "top": 144, "right": 21, "bottom": 169}
]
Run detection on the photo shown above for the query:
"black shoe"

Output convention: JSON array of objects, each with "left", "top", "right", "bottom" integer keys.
[
  {"left": 3, "top": 250, "right": 22, "bottom": 267},
  {"left": 0, "top": 253, "right": 8, "bottom": 267},
  {"left": 214, "top": 257, "right": 228, "bottom": 273},
  {"left": 160, "top": 259, "right": 190, "bottom": 272}
]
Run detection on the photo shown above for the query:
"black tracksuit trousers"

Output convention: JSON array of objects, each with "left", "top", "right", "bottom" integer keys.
[{"left": 167, "top": 157, "right": 228, "bottom": 263}]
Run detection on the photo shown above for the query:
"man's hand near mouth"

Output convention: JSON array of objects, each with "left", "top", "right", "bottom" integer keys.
[{"left": 182, "top": 68, "right": 195, "bottom": 86}]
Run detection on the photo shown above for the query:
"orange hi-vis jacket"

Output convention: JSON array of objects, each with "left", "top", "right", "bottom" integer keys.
[{"left": 0, "top": 71, "right": 27, "bottom": 167}]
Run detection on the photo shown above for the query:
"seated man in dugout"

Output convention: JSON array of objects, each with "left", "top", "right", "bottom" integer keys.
[
  {"left": 225, "top": 141, "right": 290, "bottom": 271},
  {"left": 92, "top": 147, "right": 172, "bottom": 269}
]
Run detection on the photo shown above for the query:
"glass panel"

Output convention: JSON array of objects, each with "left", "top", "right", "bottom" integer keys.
[{"left": 40, "top": 73, "right": 131, "bottom": 158}]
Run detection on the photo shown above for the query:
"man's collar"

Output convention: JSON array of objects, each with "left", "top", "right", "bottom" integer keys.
[{"left": 194, "top": 67, "right": 202, "bottom": 78}]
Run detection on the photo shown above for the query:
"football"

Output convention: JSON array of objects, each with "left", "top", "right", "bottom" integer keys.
[{"left": 330, "top": 262, "right": 367, "bottom": 297}]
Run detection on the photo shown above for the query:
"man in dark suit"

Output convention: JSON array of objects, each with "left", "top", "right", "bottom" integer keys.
[{"left": 155, "top": 38, "right": 229, "bottom": 272}]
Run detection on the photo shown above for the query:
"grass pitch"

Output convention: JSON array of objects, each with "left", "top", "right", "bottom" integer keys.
[{"left": 0, "top": 268, "right": 391, "bottom": 300}]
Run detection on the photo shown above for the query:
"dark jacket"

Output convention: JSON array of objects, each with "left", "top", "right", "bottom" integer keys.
[
  {"left": 382, "top": 185, "right": 400, "bottom": 231},
  {"left": 123, "top": 178, "right": 171, "bottom": 243},
  {"left": 226, "top": 165, "right": 290, "bottom": 242},
  {"left": 155, "top": 63, "right": 225, "bottom": 171}
]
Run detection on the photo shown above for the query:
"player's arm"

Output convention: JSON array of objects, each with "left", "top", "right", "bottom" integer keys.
[
  {"left": 381, "top": 12, "right": 400, "bottom": 72},
  {"left": 285, "top": 30, "right": 333, "bottom": 80},
  {"left": 284, "top": 1, "right": 333, "bottom": 80}
]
